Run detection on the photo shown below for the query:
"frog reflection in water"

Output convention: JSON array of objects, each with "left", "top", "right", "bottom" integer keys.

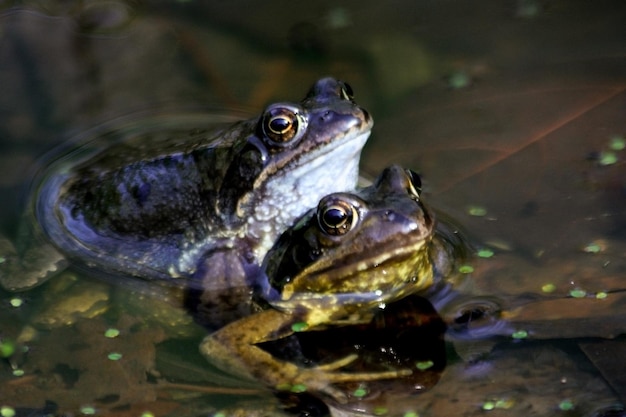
[
  {"left": 201, "top": 165, "right": 462, "bottom": 401},
  {"left": 0, "top": 78, "right": 372, "bottom": 293}
]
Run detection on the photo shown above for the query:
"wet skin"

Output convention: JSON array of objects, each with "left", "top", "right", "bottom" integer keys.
[
  {"left": 201, "top": 165, "right": 462, "bottom": 401},
  {"left": 0, "top": 78, "right": 372, "bottom": 292}
]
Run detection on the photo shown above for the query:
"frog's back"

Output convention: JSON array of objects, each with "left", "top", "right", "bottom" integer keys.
[{"left": 36, "top": 126, "right": 244, "bottom": 283}]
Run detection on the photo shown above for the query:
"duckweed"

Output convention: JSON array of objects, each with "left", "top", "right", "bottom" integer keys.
[
  {"left": 9, "top": 298, "right": 22, "bottom": 308},
  {"left": 1, "top": 406, "right": 15, "bottom": 417},
  {"left": 467, "top": 205, "right": 487, "bottom": 217},
  {"left": 482, "top": 401, "right": 495, "bottom": 410},
  {"left": 0, "top": 340, "right": 15, "bottom": 358},
  {"left": 104, "top": 328, "right": 120, "bottom": 338},
  {"left": 569, "top": 289, "right": 587, "bottom": 298},
  {"left": 448, "top": 71, "right": 471, "bottom": 89},
  {"left": 415, "top": 360, "right": 434, "bottom": 370},
  {"left": 582, "top": 242, "right": 603, "bottom": 253},
  {"left": 291, "top": 322, "right": 308, "bottom": 332},
  {"left": 511, "top": 330, "right": 528, "bottom": 339},
  {"left": 80, "top": 406, "right": 96, "bottom": 415},
  {"left": 352, "top": 386, "right": 368, "bottom": 398},
  {"left": 290, "top": 384, "right": 307, "bottom": 393},
  {"left": 598, "top": 151, "right": 617, "bottom": 166}
]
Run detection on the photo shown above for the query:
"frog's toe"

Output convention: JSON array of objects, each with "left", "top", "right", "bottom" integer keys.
[{"left": 295, "top": 367, "right": 412, "bottom": 404}]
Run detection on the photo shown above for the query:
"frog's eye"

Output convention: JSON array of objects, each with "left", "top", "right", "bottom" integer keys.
[
  {"left": 340, "top": 81, "right": 354, "bottom": 100},
  {"left": 261, "top": 106, "right": 305, "bottom": 144},
  {"left": 405, "top": 169, "right": 422, "bottom": 199},
  {"left": 318, "top": 199, "right": 359, "bottom": 236}
]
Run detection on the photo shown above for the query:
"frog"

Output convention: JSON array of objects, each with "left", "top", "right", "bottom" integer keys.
[
  {"left": 0, "top": 77, "right": 372, "bottom": 293},
  {"left": 200, "top": 165, "right": 466, "bottom": 402}
]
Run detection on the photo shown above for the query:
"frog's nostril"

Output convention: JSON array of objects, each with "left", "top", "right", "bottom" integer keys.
[{"left": 362, "top": 109, "right": 370, "bottom": 123}]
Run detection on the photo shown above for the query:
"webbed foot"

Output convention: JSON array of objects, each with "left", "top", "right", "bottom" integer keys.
[{"left": 284, "top": 364, "right": 412, "bottom": 403}]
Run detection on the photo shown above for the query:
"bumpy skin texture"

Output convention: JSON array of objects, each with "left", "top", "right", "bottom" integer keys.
[
  {"left": 1, "top": 78, "right": 372, "bottom": 291},
  {"left": 201, "top": 165, "right": 460, "bottom": 401}
]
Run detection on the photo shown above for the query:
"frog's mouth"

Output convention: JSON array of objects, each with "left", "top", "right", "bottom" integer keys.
[{"left": 265, "top": 238, "right": 434, "bottom": 312}]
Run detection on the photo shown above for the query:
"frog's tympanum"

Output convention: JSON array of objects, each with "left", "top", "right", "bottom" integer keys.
[
  {"left": 0, "top": 78, "right": 372, "bottom": 291},
  {"left": 201, "top": 165, "right": 461, "bottom": 401}
]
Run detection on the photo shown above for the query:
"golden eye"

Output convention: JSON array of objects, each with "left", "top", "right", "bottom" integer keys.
[
  {"left": 262, "top": 107, "right": 301, "bottom": 143},
  {"left": 318, "top": 199, "right": 358, "bottom": 236}
]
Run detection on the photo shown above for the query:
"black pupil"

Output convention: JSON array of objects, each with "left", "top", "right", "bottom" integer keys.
[
  {"left": 269, "top": 116, "right": 291, "bottom": 133},
  {"left": 323, "top": 207, "right": 347, "bottom": 227}
]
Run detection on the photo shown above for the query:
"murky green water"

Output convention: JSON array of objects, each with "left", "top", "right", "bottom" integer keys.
[{"left": 1, "top": 1, "right": 625, "bottom": 416}]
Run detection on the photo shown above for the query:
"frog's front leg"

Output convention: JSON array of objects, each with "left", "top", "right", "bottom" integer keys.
[
  {"left": 200, "top": 309, "right": 411, "bottom": 403},
  {"left": 0, "top": 232, "right": 67, "bottom": 291}
]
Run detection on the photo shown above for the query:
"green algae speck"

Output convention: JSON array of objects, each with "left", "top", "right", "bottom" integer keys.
[
  {"left": 9, "top": 298, "right": 22, "bottom": 308},
  {"left": 80, "top": 406, "right": 96, "bottom": 415},
  {"left": 352, "top": 386, "right": 368, "bottom": 397},
  {"left": 415, "top": 360, "right": 434, "bottom": 370},
  {"left": 482, "top": 401, "right": 495, "bottom": 410},
  {"left": 458, "top": 265, "right": 474, "bottom": 274},
  {"left": 559, "top": 400, "right": 574, "bottom": 411},
  {"left": 290, "top": 384, "right": 307, "bottom": 393},
  {"left": 467, "top": 205, "right": 487, "bottom": 217},
  {"left": 0, "top": 340, "right": 15, "bottom": 358},
  {"left": 1, "top": 406, "right": 16, "bottom": 417},
  {"left": 582, "top": 242, "right": 602, "bottom": 253},
  {"left": 599, "top": 151, "right": 617, "bottom": 166},
  {"left": 511, "top": 330, "right": 528, "bottom": 339},
  {"left": 291, "top": 322, "right": 309, "bottom": 332},
  {"left": 104, "top": 328, "right": 120, "bottom": 338}
]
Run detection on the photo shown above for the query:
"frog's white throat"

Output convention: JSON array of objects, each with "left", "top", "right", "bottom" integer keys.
[{"left": 247, "top": 129, "right": 370, "bottom": 261}]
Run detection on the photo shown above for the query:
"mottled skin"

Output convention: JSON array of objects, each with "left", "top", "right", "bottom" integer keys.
[
  {"left": 0, "top": 78, "right": 372, "bottom": 292},
  {"left": 201, "top": 165, "right": 461, "bottom": 401}
]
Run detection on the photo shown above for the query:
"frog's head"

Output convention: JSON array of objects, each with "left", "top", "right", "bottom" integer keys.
[
  {"left": 260, "top": 165, "right": 436, "bottom": 321},
  {"left": 219, "top": 78, "right": 372, "bottom": 258}
]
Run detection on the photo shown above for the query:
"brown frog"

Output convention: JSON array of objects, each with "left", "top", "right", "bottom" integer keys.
[
  {"left": 201, "top": 165, "right": 463, "bottom": 401},
  {"left": 0, "top": 78, "right": 372, "bottom": 294}
]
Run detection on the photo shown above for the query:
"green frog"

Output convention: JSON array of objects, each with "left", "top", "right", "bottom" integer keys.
[
  {"left": 0, "top": 78, "right": 372, "bottom": 292},
  {"left": 201, "top": 165, "right": 463, "bottom": 402}
]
